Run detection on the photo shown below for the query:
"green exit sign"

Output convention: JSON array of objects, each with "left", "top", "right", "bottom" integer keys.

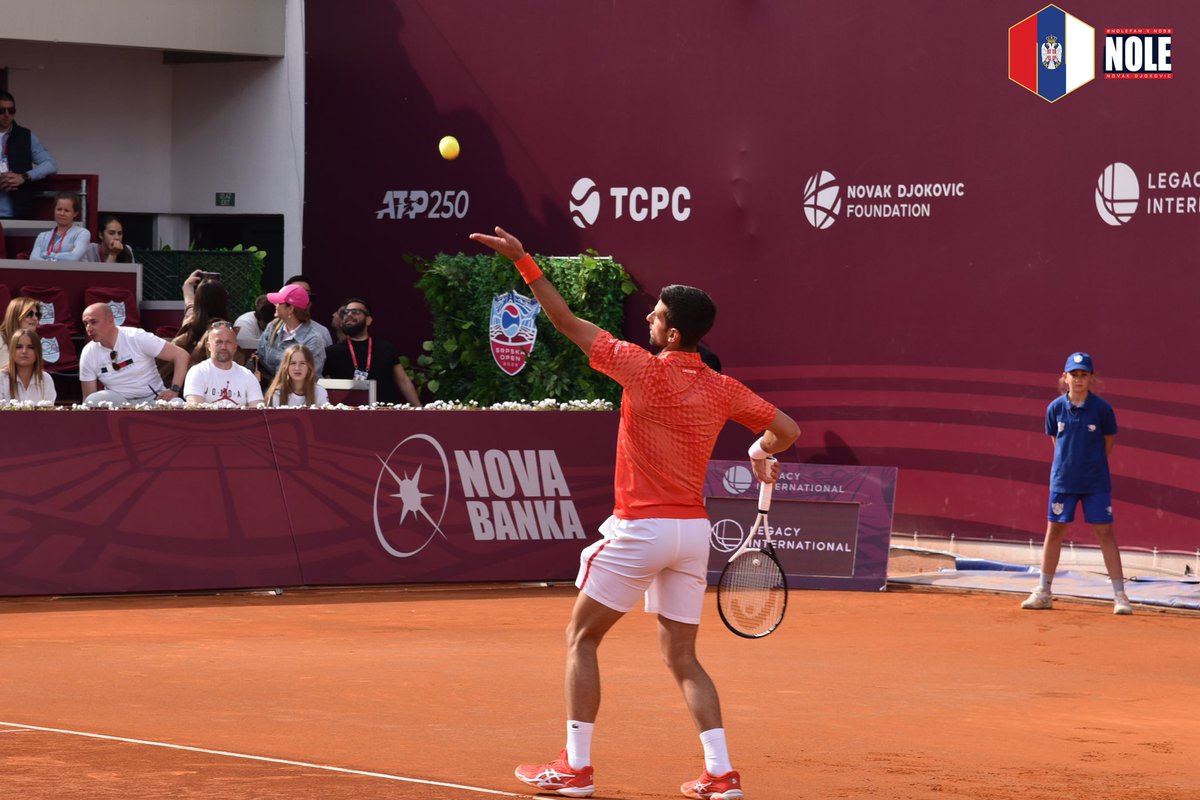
[{"left": 215, "top": 192, "right": 236, "bottom": 207}]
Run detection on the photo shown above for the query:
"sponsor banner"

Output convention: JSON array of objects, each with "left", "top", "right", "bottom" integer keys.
[
  {"left": 1096, "top": 161, "right": 1200, "bottom": 225},
  {"left": 0, "top": 411, "right": 619, "bottom": 596},
  {"left": 1105, "top": 28, "right": 1173, "bottom": 79},
  {"left": 704, "top": 460, "right": 896, "bottom": 591}
]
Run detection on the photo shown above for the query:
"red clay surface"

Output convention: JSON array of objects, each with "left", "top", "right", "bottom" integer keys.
[{"left": 1, "top": 584, "right": 1197, "bottom": 799}]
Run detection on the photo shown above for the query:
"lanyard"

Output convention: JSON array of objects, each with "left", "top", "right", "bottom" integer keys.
[
  {"left": 48, "top": 229, "right": 68, "bottom": 254},
  {"left": 348, "top": 337, "right": 372, "bottom": 373}
]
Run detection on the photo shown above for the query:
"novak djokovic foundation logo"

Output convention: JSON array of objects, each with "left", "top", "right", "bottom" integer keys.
[
  {"left": 569, "top": 177, "right": 691, "bottom": 228},
  {"left": 1008, "top": 5, "right": 1095, "bottom": 102},
  {"left": 374, "top": 434, "right": 584, "bottom": 558},
  {"left": 802, "top": 169, "right": 966, "bottom": 229},
  {"left": 1095, "top": 161, "right": 1200, "bottom": 226}
]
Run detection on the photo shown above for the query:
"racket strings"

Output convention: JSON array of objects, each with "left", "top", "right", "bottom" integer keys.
[{"left": 718, "top": 550, "right": 786, "bottom": 637}]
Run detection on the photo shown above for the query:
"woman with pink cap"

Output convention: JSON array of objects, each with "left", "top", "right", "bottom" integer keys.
[{"left": 256, "top": 282, "right": 326, "bottom": 384}]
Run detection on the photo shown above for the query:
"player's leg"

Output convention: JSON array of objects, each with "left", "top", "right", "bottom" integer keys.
[
  {"left": 565, "top": 592, "right": 625, "bottom": 723},
  {"left": 1023, "top": 494, "right": 1073, "bottom": 609},
  {"left": 1080, "top": 493, "right": 1130, "bottom": 613},
  {"left": 657, "top": 615, "right": 721, "bottom": 731}
]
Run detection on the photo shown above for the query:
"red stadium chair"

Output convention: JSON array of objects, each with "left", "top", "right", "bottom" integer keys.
[
  {"left": 20, "top": 285, "right": 73, "bottom": 332},
  {"left": 85, "top": 286, "right": 140, "bottom": 328},
  {"left": 37, "top": 323, "right": 79, "bottom": 373},
  {"left": 0, "top": 284, "right": 11, "bottom": 318}
]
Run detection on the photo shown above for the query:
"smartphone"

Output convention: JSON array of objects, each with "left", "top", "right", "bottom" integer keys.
[{"left": 200, "top": 271, "right": 221, "bottom": 280}]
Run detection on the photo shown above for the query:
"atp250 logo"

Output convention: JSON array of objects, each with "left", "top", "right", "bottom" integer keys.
[{"left": 569, "top": 177, "right": 691, "bottom": 228}]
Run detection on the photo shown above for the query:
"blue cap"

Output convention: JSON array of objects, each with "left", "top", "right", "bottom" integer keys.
[{"left": 1064, "top": 352, "right": 1094, "bottom": 373}]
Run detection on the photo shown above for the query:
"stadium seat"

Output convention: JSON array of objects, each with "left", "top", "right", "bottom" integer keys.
[
  {"left": 318, "top": 378, "right": 376, "bottom": 406},
  {"left": 20, "top": 285, "right": 73, "bottom": 332},
  {"left": 37, "top": 323, "right": 79, "bottom": 373},
  {"left": 85, "top": 286, "right": 140, "bottom": 328},
  {"left": 0, "top": 284, "right": 11, "bottom": 318}
]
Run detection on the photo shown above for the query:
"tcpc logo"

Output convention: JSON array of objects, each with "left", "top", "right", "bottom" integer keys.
[{"left": 569, "top": 177, "right": 692, "bottom": 229}]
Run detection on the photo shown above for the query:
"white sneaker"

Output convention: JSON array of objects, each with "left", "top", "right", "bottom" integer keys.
[
  {"left": 1113, "top": 592, "right": 1133, "bottom": 615},
  {"left": 1020, "top": 589, "right": 1053, "bottom": 610}
]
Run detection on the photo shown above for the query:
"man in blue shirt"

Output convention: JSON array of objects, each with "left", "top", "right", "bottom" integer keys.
[
  {"left": 0, "top": 91, "right": 59, "bottom": 219},
  {"left": 1022, "top": 352, "right": 1132, "bottom": 615}
]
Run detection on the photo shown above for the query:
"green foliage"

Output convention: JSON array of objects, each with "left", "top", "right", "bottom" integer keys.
[{"left": 410, "top": 250, "right": 637, "bottom": 405}]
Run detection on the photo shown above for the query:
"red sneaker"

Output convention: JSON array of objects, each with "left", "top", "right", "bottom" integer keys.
[
  {"left": 514, "top": 749, "right": 595, "bottom": 797},
  {"left": 681, "top": 768, "right": 744, "bottom": 799}
]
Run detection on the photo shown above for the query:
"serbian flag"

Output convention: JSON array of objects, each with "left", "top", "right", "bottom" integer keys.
[{"left": 1008, "top": 4, "right": 1094, "bottom": 102}]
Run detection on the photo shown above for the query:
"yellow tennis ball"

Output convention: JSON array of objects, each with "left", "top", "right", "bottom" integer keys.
[{"left": 439, "top": 135, "right": 460, "bottom": 160}]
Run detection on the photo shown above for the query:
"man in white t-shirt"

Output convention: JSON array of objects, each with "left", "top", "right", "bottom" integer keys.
[
  {"left": 80, "top": 303, "right": 189, "bottom": 406},
  {"left": 183, "top": 322, "right": 264, "bottom": 407}
]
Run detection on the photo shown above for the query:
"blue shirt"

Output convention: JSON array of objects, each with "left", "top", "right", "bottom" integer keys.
[
  {"left": 1046, "top": 392, "right": 1117, "bottom": 494},
  {"left": 0, "top": 130, "right": 58, "bottom": 218}
]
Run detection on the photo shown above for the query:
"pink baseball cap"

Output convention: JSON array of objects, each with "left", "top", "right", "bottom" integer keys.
[{"left": 267, "top": 284, "right": 311, "bottom": 309}]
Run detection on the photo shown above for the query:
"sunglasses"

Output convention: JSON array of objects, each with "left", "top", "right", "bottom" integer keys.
[
  {"left": 209, "top": 320, "right": 235, "bottom": 330},
  {"left": 23, "top": 307, "right": 41, "bottom": 319},
  {"left": 340, "top": 308, "right": 368, "bottom": 317},
  {"left": 109, "top": 350, "right": 123, "bottom": 371},
  {"left": 0, "top": 106, "right": 15, "bottom": 115}
]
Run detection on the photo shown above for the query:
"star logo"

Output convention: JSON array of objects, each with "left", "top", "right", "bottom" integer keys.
[{"left": 373, "top": 434, "right": 451, "bottom": 558}]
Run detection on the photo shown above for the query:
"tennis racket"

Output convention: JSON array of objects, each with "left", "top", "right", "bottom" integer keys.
[{"left": 717, "top": 468, "right": 787, "bottom": 638}]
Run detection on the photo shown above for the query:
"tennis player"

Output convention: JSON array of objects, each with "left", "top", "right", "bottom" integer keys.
[
  {"left": 1021, "top": 352, "right": 1132, "bottom": 615},
  {"left": 471, "top": 227, "right": 800, "bottom": 800}
]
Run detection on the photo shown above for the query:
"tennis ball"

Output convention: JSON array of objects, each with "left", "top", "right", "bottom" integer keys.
[{"left": 439, "top": 135, "right": 460, "bottom": 160}]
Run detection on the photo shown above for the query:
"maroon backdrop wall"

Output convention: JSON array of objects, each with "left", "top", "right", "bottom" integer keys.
[{"left": 303, "top": 2, "right": 1200, "bottom": 554}]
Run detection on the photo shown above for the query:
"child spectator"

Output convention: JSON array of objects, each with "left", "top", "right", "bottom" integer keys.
[
  {"left": 266, "top": 344, "right": 328, "bottom": 406},
  {"left": 1, "top": 329, "right": 56, "bottom": 403},
  {"left": 84, "top": 215, "right": 135, "bottom": 263}
]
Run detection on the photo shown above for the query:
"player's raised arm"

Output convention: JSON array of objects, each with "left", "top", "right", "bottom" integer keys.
[{"left": 470, "top": 226, "right": 602, "bottom": 353}]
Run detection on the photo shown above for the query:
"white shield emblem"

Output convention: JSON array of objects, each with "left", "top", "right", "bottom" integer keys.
[
  {"left": 1051, "top": 503, "right": 1064, "bottom": 516},
  {"left": 489, "top": 290, "right": 541, "bottom": 376},
  {"left": 41, "top": 337, "right": 61, "bottom": 364},
  {"left": 1057, "top": 421, "right": 1065, "bottom": 433},
  {"left": 1041, "top": 36, "right": 1062, "bottom": 70},
  {"left": 38, "top": 303, "right": 55, "bottom": 325},
  {"left": 107, "top": 300, "right": 127, "bottom": 326},
  {"left": 1087, "top": 424, "right": 1096, "bottom": 432}
]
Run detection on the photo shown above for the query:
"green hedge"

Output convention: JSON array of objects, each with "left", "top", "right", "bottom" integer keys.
[{"left": 411, "top": 251, "right": 637, "bottom": 405}]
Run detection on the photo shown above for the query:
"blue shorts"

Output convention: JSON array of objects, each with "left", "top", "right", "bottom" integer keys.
[{"left": 1048, "top": 491, "right": 1113, "bottom": 524}]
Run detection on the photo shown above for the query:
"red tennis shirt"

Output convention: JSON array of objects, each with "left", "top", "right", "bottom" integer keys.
[{"left": 589, "top": 330, "right": 777, "bottom": 520}]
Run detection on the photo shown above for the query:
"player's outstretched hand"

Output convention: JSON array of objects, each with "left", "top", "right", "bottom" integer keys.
[{"left": 469, "top": 226, "right": 526, "bottom": 262}]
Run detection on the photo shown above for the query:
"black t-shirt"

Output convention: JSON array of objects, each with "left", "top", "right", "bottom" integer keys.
[{"left": 324, "top": 337, "right": 404, "bottom": 404}]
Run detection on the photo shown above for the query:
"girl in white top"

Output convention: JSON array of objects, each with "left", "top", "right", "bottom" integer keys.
[
  {"left": 1, "top": 329, "right": 57, "bottom": 403},
  {"left": 266, "top": 344, "right": 329, "bottom": 407},
  {"left": 84, "top": 215, "right": 135, "bottom": 263},
  {"left": 30, "top": 192, "right": 90, "bottom": 262}
]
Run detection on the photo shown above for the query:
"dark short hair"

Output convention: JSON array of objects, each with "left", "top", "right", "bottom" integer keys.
[
  {"left": 55, "top": 191, "right": 81, "bottom": 214},
  {"left": 341, "top": 297, "right": 372, "bottom": 316},
  {"left": 659, "top": 285, "right": 716, "bottom": 348},
  {"left": 0, "top": 91, "right": 13, "bottom": 104},
  {"left": 285, "top": 275, "right": 312, "bottom": 287}
]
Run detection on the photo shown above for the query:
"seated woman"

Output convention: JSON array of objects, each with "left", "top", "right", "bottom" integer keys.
[
  {"left": 265, "top": 344, "right": 328, "bottom": 407},
  {"left": 84, "top": 215, "right": 135, "bottom": 263},
  {"left": 0, "top": 297, "right": 43, "bottom": 367},
  {"left": 257, "top": 283, "right": 326, "bottom": 383},
  {"left": 29, "top": 192, "right": 90, "bottom": 261},
  {"left": 159, "top": 271, "right": 232, "bottom": 384},
  {"left": 1, "top": 329, "right": 57, "bottom": 403}
]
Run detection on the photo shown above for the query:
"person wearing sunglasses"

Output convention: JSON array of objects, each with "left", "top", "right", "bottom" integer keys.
[
  {"left": 80, "top": 302, "right": 190, "bottom": 406},
  {"left": 0, "top": 297, "right": 43, "bottom": 370},
  {"left": 0, "top": 91, "right": 59, "bottom": 220},
  {"left": 323, "top": 297, "right": 421, "bottom": 406}
]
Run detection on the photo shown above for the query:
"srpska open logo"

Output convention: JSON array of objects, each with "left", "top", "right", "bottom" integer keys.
[{"left": 489, "top": 290, "right": 541, "bottom": 376}]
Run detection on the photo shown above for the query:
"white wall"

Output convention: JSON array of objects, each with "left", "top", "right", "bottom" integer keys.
[{"left": 0, "top": 0, "right": 305, "bottom": 274}]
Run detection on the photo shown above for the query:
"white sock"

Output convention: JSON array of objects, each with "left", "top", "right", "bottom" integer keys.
[
  {"left": 699, "top": 728, "right": 732, "bottom": 775},
  {"left": 1038, "top": 574, "right": 1053, "bottom": 593},
  {"left": 1112, "top": 578, "right": 1125, "bottom": 596},
  {"left": 566, "top": 720, "right": 593, "bottom": 769}
]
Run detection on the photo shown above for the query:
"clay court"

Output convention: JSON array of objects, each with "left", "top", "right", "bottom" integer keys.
[{"left": 2, "top": 583, "right": 1197, "bottom": 799}]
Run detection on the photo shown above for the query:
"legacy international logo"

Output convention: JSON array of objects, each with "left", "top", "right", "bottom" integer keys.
[
  {"left": 569, "top": 176, "right": 691, "bottom": 228},
  {"left": 1095, "top": 161, "right": 1200, "bottom": 226},
  {"left": 1008, "top": 5, "right": 1095, "bottom": 102},
  {"left": 802, "top": 169, "right": 966, "bottom": 229}
]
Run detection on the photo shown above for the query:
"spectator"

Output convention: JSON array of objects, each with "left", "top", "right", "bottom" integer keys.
[
  {"left": 0, "top": 296, "right": 42, "bottom": 367},
  {"left": 84, "top": 215, "right": 135, "bottom": 263},
  {"left": 1, "top": 329, "right": 56, "bottom": 403},
  {"left": 282, "top": 275, "right": 334, "bottom": 347},
  {"left": 0, "top": 91, "right": 58, "bottom": 219},
  {"left": 233, "top": 293, "right": 274, "bottom": 353},
  {"left": 165, "top": 271, "right": 231, "bottom": 379},
  {"left": 265, "top": 344, "right": 328, "bottom": 407},
  {"left": 80, "top": 303, "right": 188, "bottom": 406},
  {"left": 183, "top": 321, "right": 263, "bottom": 408},
  {"left": 29, "top": 192, "right": 90, "bottom": 261},
  {"left": 257, "top": 283, "right": 326, "bottom": 382},
  {"left": 324, "top": 297, "right": 421, "bottom": 406}
]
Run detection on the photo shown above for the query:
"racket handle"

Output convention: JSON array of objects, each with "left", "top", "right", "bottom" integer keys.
[{"left": 758, "top": 474, "right": 775, "bottom": 513}]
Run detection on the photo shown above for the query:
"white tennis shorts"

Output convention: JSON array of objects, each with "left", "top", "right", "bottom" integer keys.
[{"left": 576, "top": 516, "right": 712, "bottom": 624}]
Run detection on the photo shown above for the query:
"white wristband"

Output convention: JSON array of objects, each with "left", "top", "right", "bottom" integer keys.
[{"left": 748, "top": 438, "right": 771, "bottom": 461}]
